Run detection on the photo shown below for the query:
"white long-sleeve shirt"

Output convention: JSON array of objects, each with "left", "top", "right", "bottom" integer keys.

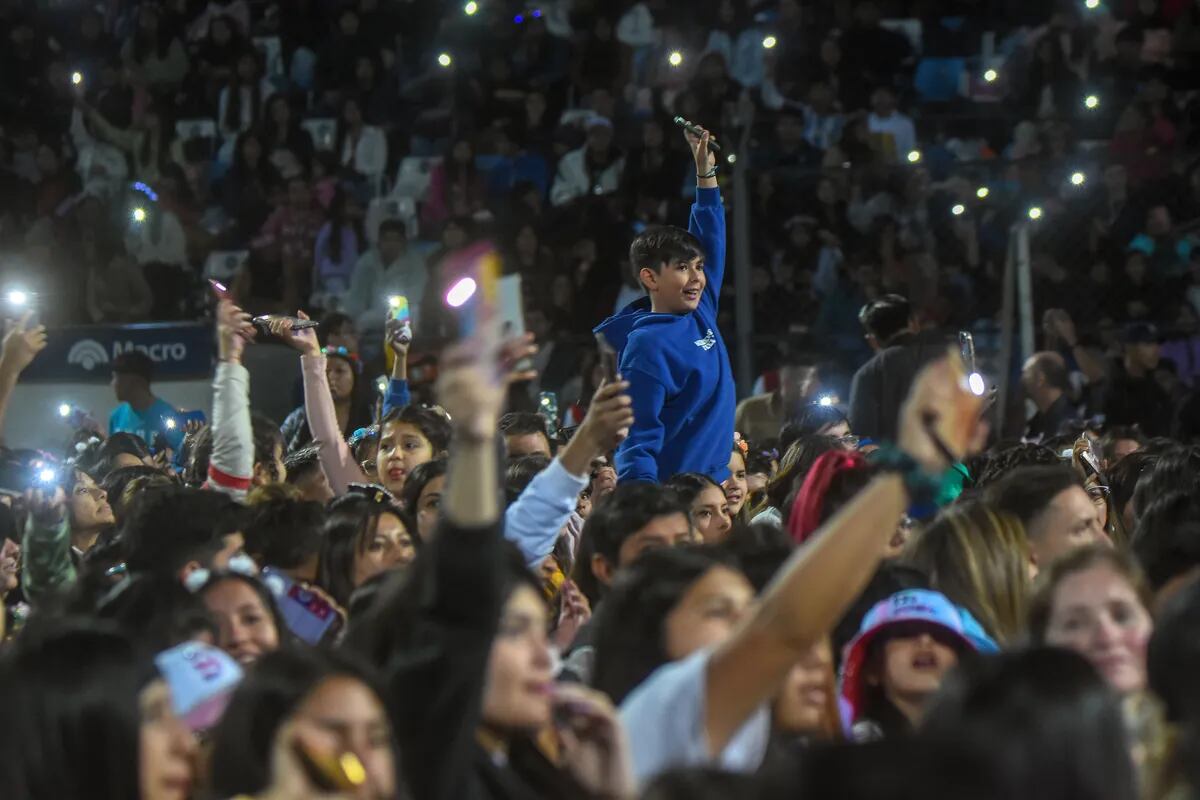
[{"left": 550, "top": 147, "right": 624, "bottom": 207}]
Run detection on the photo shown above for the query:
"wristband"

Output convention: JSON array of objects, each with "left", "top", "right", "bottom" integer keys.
[
  {"left": 868, "top": 444, "right": 943, "bottom": 507},
  {"left": 697, "top": 167, "right": 718, "bottom": 179}
]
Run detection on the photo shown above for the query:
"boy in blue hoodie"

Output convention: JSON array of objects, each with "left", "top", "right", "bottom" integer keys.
[{"left": 594, "top": 124, "right": 734, "bottom": 483}]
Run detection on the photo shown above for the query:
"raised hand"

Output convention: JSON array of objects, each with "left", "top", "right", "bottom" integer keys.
[
  {"left": 1, "top": 311, "right": 47, "bottom": 375},
  {"left": 216, "top": 299, "right": 255, "bottom": 364},
  {"left": 897, "top": 354, "right": 988, "bottom": 473},
  {"left": 268, "top": 311, "right": 320, "bottom": 357},
  {"left": 683, "top": 122, "right": 717, "bottom": 184},
  {"left": 576, "top": 379, "right": 634, "bottom": 454},
  {"left": 385, "top": 316, "right": 412, "bottom": 359},
  {"left": 24, "top": 485, "right": 66, "bottom": 527}
]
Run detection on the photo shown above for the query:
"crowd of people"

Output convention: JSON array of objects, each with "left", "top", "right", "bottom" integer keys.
[{"left": 6, "top": 0, "right": 1200, "bottom": 799}]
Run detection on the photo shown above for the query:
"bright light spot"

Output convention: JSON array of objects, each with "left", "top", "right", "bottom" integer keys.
[
  {"left": 1028, "top": 206, "right": 1043, "bottom": 220},
  {"left": 57, "top": 404, "right": 71, "bottom": 418},
  {"left": 464, "top": 0, "right": 478, "bottom": 14},
  {"left": 968, "top": 372, "right": 986, "bottom": 396},
  {"left": 376, "top": 376, "right": 388, "bottom": 394},
  {"left": 132, "top": 207, "right": 146, "bottom": 223},
  {"left": 532, "top": 8, "right": 542, "bottom": 17},
  {"left": 762, "top": 35, "right": 777, "bottom": 49},
  {"left": 71, "top": 71, "right": 83, "bottom": 86},
  {"left": 165, "top": 417, "right": 177, "bottom": 430},
  {"left": 1070, "top": 171, "right": 1086, "bottom": 186},
  {"left": 907, "top": 149, "right": 921, "bottom": 163},
  {"left": 437, "top": 52, "right": 453, "bottom": 67},
  {"left": 952, "top": 204, "right": 965, "bottom": 216},
  {"left": 1085, "top": 0, "right": 1099, "bottom": 8},
  {"left": 513, "top": 13, "right": 523, "bottom": 23},
  {"left": 726, "top": 153, "right": 737, "bottom": 164},
  {"left": 445, "top": 277, "right": 478, "bottom": 308},
  {"left": 983, "top": 68, "right": 998, "bottom": 83},
  {"left": 1084, "top": 94, "right": 1099, "bottom": 109},
  {"left": 976, "top": 186, "right": 990, "bottom": 199},
  {"left": 6, "top": 290, "right": 28, "bottom": 307},
  {"left": 38, "top": 468, "right": 56, "bottom": 484},
  {"left": 668, "top": 50, "right": 683, "bottom": 67},
  {"left": 388, "top": 295, "right": 402, "bottom": 308},
  {"left": 818, "top": 395, "right": 835, "bottom": 407}
]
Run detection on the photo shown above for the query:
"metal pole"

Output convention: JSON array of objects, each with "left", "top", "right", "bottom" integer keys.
[
  {"left": 1014, "top": 222, "right": 1035, "bottom": 366},
  {"left": 995, "top": 225, "right": 1017, "bottom": 434},
  {"left": 731, "top": 112, "right": 754, "bottom": 397}
]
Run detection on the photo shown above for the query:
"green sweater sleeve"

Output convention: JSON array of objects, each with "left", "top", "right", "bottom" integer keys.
[{"left": 22, "top": 514, "right": 76, "bottom": 605}]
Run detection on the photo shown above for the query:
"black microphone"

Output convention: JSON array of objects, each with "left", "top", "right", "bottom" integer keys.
[{"left": 672, "top": 116, "right": 722, "bottom": 152}]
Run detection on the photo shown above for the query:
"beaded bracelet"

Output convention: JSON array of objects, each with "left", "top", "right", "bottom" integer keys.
[
  {"left": 697, "top": 166, "right": 718, "bottom": 179},
  {"left": 868, "top": 444, "right": 944, "bottom": 507}
]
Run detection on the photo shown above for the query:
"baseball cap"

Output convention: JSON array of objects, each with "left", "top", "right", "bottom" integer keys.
[
  {"left": 839, "top": 589, "right": 998, "bottom": 720},
  {"left": 111, "top": 350, "right": 154, "bottom": 380}
]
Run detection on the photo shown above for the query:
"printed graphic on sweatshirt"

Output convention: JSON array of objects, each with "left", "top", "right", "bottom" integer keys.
[{"left": 694, "top": 329, "right": 716, "bottom": 351}]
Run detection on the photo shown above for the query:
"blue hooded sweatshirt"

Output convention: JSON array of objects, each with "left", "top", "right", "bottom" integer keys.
[{"left": 594, "top": 186, "right": 735, "bottom": 483}]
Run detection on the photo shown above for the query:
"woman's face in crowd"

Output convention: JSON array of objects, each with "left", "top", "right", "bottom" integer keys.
[
  {"left": 1044, "top": 564, "right": 1152, "bottom": 694},
  {"left": 774, "top": 639, "right": 834, "bottom": 734},
  {"left": 139, "top": 679, "right": 196, "bottom": 800},
  {"left": 0, "top": 537, "right": 20, "bottom": 594},
  {"left": 482, "top": 585, "right": 553, "bottom": 732},
  {"left": 822, "top": 419, "right": 852, "bottom": 440},
  {"left": 414, "top": 474, "right": 444, "bottom": 541},
  {"left": 291, "top": 675, "right": 396, "bottom": 799},
  {"left": 723, "top": 451, "right": 748, "bottom": 516},
  {"left": 690, "top": 485, "right": 732, "bottom": 544},
  {"left": 326, "top": 357, "right": 355, "bottom": 402},
  {"left": 664, "top": 566, "right": 755, "bottom": 660},
  {"left": 745, "top": 470, "right": 770, "bottom": 495},
  {"left": 71, "top": 471, "right": 115, "bottom": 530},
  {"left": 354, "top": 512, "right": 416, "bottom": 587},
  {"left": 376, "top": 421, "right": 435, "bottom": 494},
  {"left": 203, "top": 578, "right": 280, "bottom": 666},
  {"left": 876, "top": 628, "right": 959, "bottom": 705}
]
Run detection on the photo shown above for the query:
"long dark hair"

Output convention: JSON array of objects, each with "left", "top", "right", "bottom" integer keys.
[
  {"left": 318, "top": 492, "right": 418, "bottom": 607},
  {"left": 208, "top": 647, "right": 399, "bottom": 798},
  {"left": 592, "top": 545, "right": 740, "bottom": 704},
  {"left": 324, "top": 187, "right": 358, "bottom": 263},
  {"left": 0, "top": 621, "right": 156, "bottom": 800},
  {"left": 922, "top": 648, "right": 1138, "bottom": 800}
]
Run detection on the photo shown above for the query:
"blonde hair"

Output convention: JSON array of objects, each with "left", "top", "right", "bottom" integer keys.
[{"left": 902, "top": 500, "right": 1032, "bottom": 644}]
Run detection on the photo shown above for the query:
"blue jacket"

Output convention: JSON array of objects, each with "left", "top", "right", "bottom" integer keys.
[{"left": 594, "top": 186, "right": 734, "bottom": 483}]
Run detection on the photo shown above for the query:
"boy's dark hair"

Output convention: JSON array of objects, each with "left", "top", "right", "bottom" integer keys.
[
  {"left": 242, "top": 497, "right": 327, "bottom": 570},
  {"left": 505, "top": 454, "right": 553, "bottom": 506},
  {"left": 629, "top": 225, "right": 705, "bottom": 284},
  {"left": 283, "top": 445, "right": 322, "bottom": 484},
  {"left": 122, "top": 487, "right": 246, "bottom": 576},
  {"left": 1100, "top": 426, "right": 1144, "bottom": 465},
  {"left": 985, "top": 465, "right": 1083, "bottom": 532},
  {"left": 380, "top": 405, "right": 452, "bottom": 455},
  {"left": 80, "top": 433, "right": 152, "bottom": 480},
  {"left": 581, "top": 483, "right": 690, "bottom": 566},
  {"left": 499, "top": 412, "right": 554, "bottom": 452},
  {"left": 858, "top": 294, "right": 911, "bottom": 343},
  {"left": 973, "top": 442, "right": 1062, "bottom": 488}
]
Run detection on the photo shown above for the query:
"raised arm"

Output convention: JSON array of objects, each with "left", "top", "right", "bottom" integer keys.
[
  {"left": 505, "top": 379, "right": 634, "bottom": 566},
  {"left": 381, "top": 317, "right": 412, "bottom": 416},
  {"left": 207, "top": 300, "right": 256, "bottom": 500},
  {"left": 269, "top": 313, "right": 367, "bottom": 494},
  {"left": 0, "top": 313, "right": 47, "bottom": 444},
  {"left": 702, "top": 357, "right": 985, "bottom": 753},
  {"left": 682, "top": 125, "right": 726, "bottom": 310},
  {"left": 21, "top": 487, "right": 73, "bottom": 606}
]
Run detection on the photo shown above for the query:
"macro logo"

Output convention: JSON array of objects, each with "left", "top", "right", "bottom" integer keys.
[{"left": 67, "top": 339, "right": 110, "bottom": 371}]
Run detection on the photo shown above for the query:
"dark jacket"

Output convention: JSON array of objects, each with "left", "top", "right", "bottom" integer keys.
[
  {"left": 1024, "top": 393, "right": 1078, "bottom": 442},
  {"left": 848, "top": 331, "right": 948, "bottom": 442},
  {"left": 374, "top": 515, "right": 593, "bottom": 800}
]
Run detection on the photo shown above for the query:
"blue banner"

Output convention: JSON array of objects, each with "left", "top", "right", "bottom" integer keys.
[{"left": 22, "top": 322, "right": 214, "bottom": 382}]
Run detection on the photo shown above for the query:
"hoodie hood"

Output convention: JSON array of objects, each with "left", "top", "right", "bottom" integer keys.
[{"left": 594, "top": 297, "right": 693, "bottom": 358}]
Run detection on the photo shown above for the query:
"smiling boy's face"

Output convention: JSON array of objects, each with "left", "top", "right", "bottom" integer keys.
[{"left": 642, "top": 256, "right": 706, "bottom": 314}]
